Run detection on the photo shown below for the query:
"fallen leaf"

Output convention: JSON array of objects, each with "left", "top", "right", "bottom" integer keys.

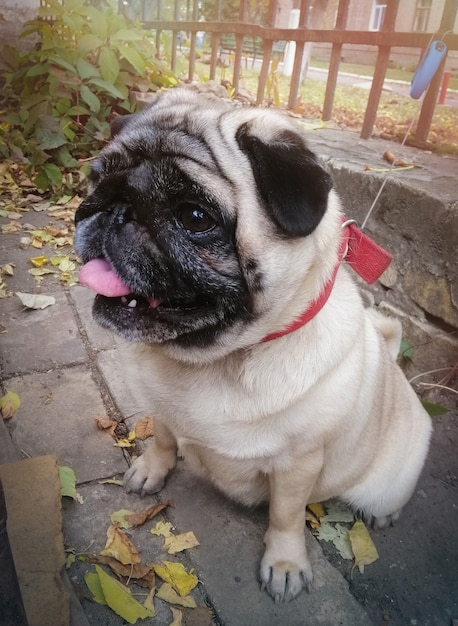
[
  {"left": 65, "top": 553, "right": 76, "bottom": 569},
  {"left": 169, "top": 607, "right": 183, "bottom": 625},
  {"left": 86, "top": 554, "right": 156, "bottom": 587},
  {"left": 29, "top": 255, "right": 48, "bottom": 268},
  {"left": 99, "top": 478, "right": 124, "bottom": 486},
  {"left": 322, "top": 499, "right": 355, "bottom": 523},
  {"left": 16, "top": 292, "right": 56, "bottom": 309},
  {"left": 164, "top": 531, "right": 200, "bottom": 554},
  {"left": 94, "top": 565, "right": 154, "bottom": 623},
  {"left": 0, "top": 391, "right": 21, "bottom": 420},
  {"left": 110, "top": 509, "right": 137, "bottom": 530},
  {"left": 59, "top": 466, "right": 78, "bottom": 500},
  {"left": 153, "top": 561, "right": 198, "bottom": 597},
  {"left": 1, "top": 263, "right": 15, "bottom": 276},
  {"left": 348, "top": 520, "right": 379, "bottom": 574},
  {"left": 100, "top": 524, "right": 141, "bottom": 565},
  {"left": 315, "top": 522, "right": 353, "bottom": 560},
  {"left": 306, "top": 502, "right": 325, "bottom": 528},
  {"left": 27, "top": 268, "right": 56, "bottom": 277},
  {"left": 156, "top": 582, "right": 197, "bottom": 608},
  {"left": 150, "top": 521, "right": 174, "bottom": 537},
  {"left": 185, "top": 607, "right": 214, "bottom": 626},
  {"left": 134, "top": 416, "right": 154, "bottom": 440},
  {"left": 143, "top": 586, "right": 156, "bottom": 615},
  {"left": 114, "top": 438, "right": 133, "bottom": 448},
  {"left": 95, "top": 417, "right": 118, "bottom": 436},
  {"left": 85, "top": 571, "right": 107, "bottom": 605},
  {"left": 123, "top": 501, "right": 173, "bottom": 529}
]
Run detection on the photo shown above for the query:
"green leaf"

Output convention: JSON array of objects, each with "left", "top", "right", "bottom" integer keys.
[
  {"left": 85, "top": 571, "right": 107, "bottom": 605},
  {"left": 421, "top": 400, "right": 449, "bottom": 417},
  {"left": 88, "top": 77, "right": 124, "bottom": 99},
  {"left": 98, "top": 47, "right": 120, "bottom": 84},
  {"left": 34, "top": 115, "right": 67, "bottom": 150},
  {"left": 77, "top": 34, "right": 103, "bottom": 56},
  {"left": 49, "top": 56, "right": 77, "bottom": 75},
  {"left": 117, "top": 45, "right": 145, "bottom": 76},
  {"left": 76, "top": 59, "right": 100, "bottom": 80},
  {"left": 399, "top": 338, "right": 414, "bottom": 359},
  {"left": 110, "top": 30, "right": 143, "bottom": 42},
  {"left": 59, "top": 466, "right": 77, "bottom": 499},
  {"left": 95, "top": 565, "right": 154, "bottom": 623},
  {"left": 80, "top": 85, "right": 100, "bottom": 113},
  {"left": 43, "top": 163, "right": 63, "bottom": 188}
]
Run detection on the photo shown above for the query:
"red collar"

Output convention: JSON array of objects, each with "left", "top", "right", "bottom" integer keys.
[{"left": 262, "top": 220, "right": 392, "bottom": 343}]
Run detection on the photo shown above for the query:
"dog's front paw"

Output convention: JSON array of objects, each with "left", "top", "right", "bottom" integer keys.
[
  {"left": 124, "top": 445, "right": 176, "bottom": 496},
  {"left": 259, "top": 536, "right": 313, "bottom": 602}
]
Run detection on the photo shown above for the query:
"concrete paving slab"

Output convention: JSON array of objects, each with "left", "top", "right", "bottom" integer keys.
[
  {"left": 63, "top": 481, "right": 215, "bottom": 625},
  {"left": 0, "top": 291, "right": 86, "bottom": 378},
  {"left": 5, "top": 367, "right": 126, "bottom": 483},
  {"left": 0, "top": 455, "right": 70, "bottom": 626},
  {"left": 97, "top": 348, "right": 152, "bottom": 422},
  {"left": 161, "top": 464, "right": 371, "bottom": 626},
  {"left": 69, "top": 286, "right": 124, "bottom": 353}
]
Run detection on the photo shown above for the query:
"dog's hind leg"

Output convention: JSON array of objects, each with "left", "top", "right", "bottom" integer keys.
[{"left": 124, "top": 421, "right": 177, "bottom": 496}]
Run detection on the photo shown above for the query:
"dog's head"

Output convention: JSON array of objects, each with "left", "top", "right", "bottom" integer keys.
[{"left": 74, "top": 88, "right": 339, "bottom": 358}]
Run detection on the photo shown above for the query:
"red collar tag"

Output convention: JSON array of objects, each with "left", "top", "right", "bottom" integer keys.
[{"left": 261, "top": 220, "right": 392, "bottom": 343}]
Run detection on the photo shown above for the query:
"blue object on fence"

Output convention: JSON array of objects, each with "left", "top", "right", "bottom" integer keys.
[{"left": 410, "top": 40, "right": 447, "bottom": 99}]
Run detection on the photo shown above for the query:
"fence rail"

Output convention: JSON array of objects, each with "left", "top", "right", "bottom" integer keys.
[{"left": 140, "top": 0, "right": 458, "bottom": 143}]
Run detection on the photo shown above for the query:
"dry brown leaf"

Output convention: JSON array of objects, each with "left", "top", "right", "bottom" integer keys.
[
  {"left": 134, "top": 416, "right": 154, "bottom": 440},
  {"left": 185, "top": 607, "right": 214, "bottom": 626},
  {"left": 382, "top": 150, "right": 414, "bottom": 167},
  {"left": 95, "top": 417, "right": 118, "bottom": 437},
  {"left": 99, "top": 524, "right": 141, "bottom": 565},
  {"left": 86, "top": 554, "right": 156, "bottom": 586},
  {"left": 124, "top": 501, "right": 173, "bottom": 529}
]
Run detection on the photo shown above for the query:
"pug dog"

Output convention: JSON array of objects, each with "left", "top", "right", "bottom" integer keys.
[{"left": 74, "top": 88, "right": 432, "bottom": 602}]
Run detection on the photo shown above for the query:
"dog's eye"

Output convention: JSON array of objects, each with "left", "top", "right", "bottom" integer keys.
[{"left": 177, "top": 204, "right": 216, "bottom": 233}]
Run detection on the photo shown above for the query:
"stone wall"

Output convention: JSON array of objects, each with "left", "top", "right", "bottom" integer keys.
[
  {"left": 0, "top": 0, "right": 39, "bottom": 51},
  {"left": 306, "top": 129, "right": 458, "bottom": 379}
]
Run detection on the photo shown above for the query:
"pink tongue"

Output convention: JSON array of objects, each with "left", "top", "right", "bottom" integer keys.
[{"left": 79, "top": 259, "right": 132, "bottom": 297}]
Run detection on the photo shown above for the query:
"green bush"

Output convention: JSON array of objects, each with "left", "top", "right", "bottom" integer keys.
[{"left": 0, "top": 0, "right": 178, "bottom": 193}]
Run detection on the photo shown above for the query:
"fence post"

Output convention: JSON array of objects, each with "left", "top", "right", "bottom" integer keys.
[
  {"left": 256, "top": 0, "right": 278, "bottom": 104},
  {"left": 287, "top": 0, "right": 311, "bottom": 109},
  {"left": 415, "top": 0, "right": 457, "bottom": 142},
  {"left": 360, "top": 0, "right": 399, "bottom": 140},
  {"left": 322, "top": 0, "right": 350, "bottom": 121}
]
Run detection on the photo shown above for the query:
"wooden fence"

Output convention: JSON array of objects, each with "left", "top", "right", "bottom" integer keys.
[{"left": 138, "top": 0, "right": 458, "bottom": 143}]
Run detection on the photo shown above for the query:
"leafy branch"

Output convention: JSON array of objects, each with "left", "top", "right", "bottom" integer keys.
[{"left": 0, "top": 0, "right": 178, "bottom": 194}]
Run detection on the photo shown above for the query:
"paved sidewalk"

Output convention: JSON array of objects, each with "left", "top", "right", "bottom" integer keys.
[{"left": 0, "top": 130, "right": 457, "bottom": 626}]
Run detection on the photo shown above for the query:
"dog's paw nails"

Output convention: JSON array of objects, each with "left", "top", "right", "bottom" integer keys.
[
  {"left": 274, "top": 593, "right": 281, "bottom": 604},
  {"left": 260, "top": 581, "right": 267, "bottom": 593}
]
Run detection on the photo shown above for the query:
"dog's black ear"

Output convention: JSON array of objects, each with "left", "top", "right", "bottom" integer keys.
[
  {"left": 110, "top": 113, "right": 136, "bottom": 138},
  {"left": 236, "top": 122, "right": 332, "bottom": 237}
]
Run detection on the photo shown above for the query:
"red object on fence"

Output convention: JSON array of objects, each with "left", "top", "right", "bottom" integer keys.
[{"left": 438, "top": 71, "right": 451, "bottom": 104}]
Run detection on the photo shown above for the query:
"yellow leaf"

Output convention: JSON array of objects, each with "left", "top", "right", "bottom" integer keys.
[
  {"left": 95, "top": 565, "right": 154, "bottom": 623},
  {"left": 156, "top": 583, "right": 197, "bottom": 608},
  {"left": 164, "top": 531, "right": 200, "bottom": 555},
  {"left": 0, "top": 391, "right": 21, "bottom": 420},
  {"left": 153, "top": 561, "right": 198, "bottom": 597},
  {"left": 99, "top": 524, "right": 141, "bottom": 565},
  {"left": 65, "top": 553, "right": 76, "bottom": 569},
  {"left": 348, "top": 520, "right": 379, "bottom": 574},
  {"left": 110, "top": 509, "right": 137, "bottom": 530},
  {"left": 114, "top": 438, "right": 132, "bottom": 448},
  {"left": 169, "top": 607, "right": 183, "bottom": 625},
  {"left": 85, "top": 571, "right": 107, "bottom": 605},
  {"left": 150, "top": 521, "right": 174, "bottom": 538},
  {"left": 29, "top": 255, "right": 48, "bottom": 268},
  {"left": 143, "top": 586, "right": 156, "bottom": 615}
]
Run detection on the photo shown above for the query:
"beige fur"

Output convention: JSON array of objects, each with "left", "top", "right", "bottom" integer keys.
[{"left": 123, "top": 195, "right": 432, "bottom": 602}]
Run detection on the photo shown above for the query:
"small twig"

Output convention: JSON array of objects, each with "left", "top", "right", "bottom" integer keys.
[
  {"left": 409, "top": 368, "right": 453, "bottom": 384},
  {"left": 417, "top": 383, "right": 458, "bottom": 395}
]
